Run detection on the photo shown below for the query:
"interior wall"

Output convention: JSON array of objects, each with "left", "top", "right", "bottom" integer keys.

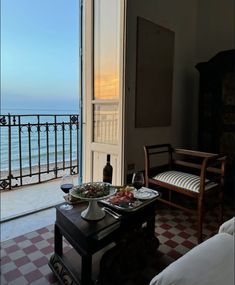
[
  {"left": 195, "top": 0, "right": 235, "bottom": 63},
  {"left": 192, "top": 0, "right": 235, "bottom": 153},
  {"left": 124, "top": 0, "right": 198, "bottom": 174}
]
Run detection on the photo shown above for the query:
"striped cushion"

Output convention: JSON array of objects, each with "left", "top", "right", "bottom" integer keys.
[{"left": 153, "top": 171, "right": 217, "bottom": 192}]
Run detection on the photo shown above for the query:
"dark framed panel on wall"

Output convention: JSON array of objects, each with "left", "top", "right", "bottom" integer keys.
[{"left": 135, "top": 17, "right": 175, "bottom": 127}]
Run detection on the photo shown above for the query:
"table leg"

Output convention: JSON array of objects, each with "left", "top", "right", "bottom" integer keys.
[
  {"left": 146, "top": 209, "right": 160, "bottom": 252},
  {"left": 49, "top": 224, "right": 80, "bottom": 285},
  {"left": 81, "top": 254, "right": 92, "bottom": 285},
  {"left": 146, "top": 209, "right": 156, "bottom": 237},
  {"left": 54, "top": 224, "right": 63, "bottom": 256}
]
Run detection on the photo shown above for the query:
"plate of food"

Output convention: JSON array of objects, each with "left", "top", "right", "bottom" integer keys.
[
  {"left": 105, "top": 185, "right": 136, "bottom": 208},
  {"left": 71, "top": 182, "right": 117, "bottom": 201},
  {"left": 133, "top": 187, "right": 159, "bottom": 200},
  {"left": 101, "top": 185, "right": 160, "bottom": 211},
  {"left": 71, "top": 182, "right": 117, "bottom": 220}
]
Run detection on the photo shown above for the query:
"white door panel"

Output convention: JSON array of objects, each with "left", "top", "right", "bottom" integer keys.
[{"left": 82, "top": 0, "right": 125, "bottom": 185}]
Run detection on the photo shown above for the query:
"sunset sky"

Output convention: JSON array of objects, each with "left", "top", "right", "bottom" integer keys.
[{"left": 94, "top": 0, "right": 120, "bottom": 100}]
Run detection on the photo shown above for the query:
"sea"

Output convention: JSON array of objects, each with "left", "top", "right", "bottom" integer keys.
[{"left": 0, "top": 114, "right": 79, "bottom": 172}]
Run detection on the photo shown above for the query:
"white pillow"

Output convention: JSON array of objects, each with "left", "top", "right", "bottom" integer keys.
[{"left": 219, "top": 217, "right": 235, "bottom": 236}]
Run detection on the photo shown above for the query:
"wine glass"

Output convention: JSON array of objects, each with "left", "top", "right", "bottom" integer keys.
[
  {"left": 132, "top": 171, "right": 145, "bottom": 190},
  {"left": 60, "top": 174, "right": 74, "bottom": 210}
]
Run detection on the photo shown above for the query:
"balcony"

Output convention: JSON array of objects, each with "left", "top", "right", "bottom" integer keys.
[
  {"left": 0, "top": 114, "right": 80, "bottom": 190},
  {"left": 0, "top": 114, "right": 80, "bottom": 241}
]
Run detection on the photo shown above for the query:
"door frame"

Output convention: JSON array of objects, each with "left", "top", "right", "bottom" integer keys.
[{"left": 82, "top": 0, "right": 126, "bottom": 184}]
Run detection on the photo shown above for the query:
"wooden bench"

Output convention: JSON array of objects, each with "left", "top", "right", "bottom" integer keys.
[{"left": 143, "top": 144, "right": 226, "bottom": 243}]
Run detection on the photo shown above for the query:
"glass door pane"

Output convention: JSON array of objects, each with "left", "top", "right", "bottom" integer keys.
[
  {"left": 93, "top": 103, "right": 118, "bottom": 144},
  {"left": 94, "top": 0, "right": 121, "bottom": 100}
]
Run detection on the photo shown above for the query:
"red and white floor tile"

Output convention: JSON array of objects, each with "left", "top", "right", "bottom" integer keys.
[
  {"left": 1, "top": 225, "right": 63, "bottom": 285},
  {"left": 1, "top": 207, "right": 234, "bottom": 285},
  {"left": 155, "top": 206, "right": 234, "bottom": 262}
]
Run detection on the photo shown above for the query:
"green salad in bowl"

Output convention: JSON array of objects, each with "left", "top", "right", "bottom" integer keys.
[{"left": 71, "top": 182, "right": 115, "bottom": 200}]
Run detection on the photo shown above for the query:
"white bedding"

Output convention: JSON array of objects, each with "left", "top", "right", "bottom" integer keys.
[
  {"left": 150, "top": 233, "right": 234, "bottom": 285},
  {"left": 219, "top": 217, "right": 234, "bottom": 236}
]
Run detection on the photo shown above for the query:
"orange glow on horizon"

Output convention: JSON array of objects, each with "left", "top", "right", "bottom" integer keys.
[{"left": 94, "top": 73, "right": 119, "bottom": 99}]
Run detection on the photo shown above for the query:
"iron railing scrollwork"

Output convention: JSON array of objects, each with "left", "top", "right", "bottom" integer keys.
[{"left": 0, "top": 114, "right": 80, "bottom": 190}]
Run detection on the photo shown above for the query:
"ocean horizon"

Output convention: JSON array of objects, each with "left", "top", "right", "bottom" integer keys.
[{"left": 0, "top": 114, "right": 79, "bottom": 173}]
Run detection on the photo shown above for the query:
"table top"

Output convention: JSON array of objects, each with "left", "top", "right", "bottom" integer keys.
[
  {"left": 55, "top": 197, "right": 157, "bottom": 254},
  {"left": 56, "top": 202, "right": 120, "bottom": 239}
]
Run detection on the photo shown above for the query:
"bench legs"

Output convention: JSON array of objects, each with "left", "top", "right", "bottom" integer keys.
[
  {"left": 197, "top": 199, "right": 204, "bottom": 244},
  {"left": 219, "top": 191, "right": 224, "bottom": 225},
  {"left": 197, "top": 193, "right": 223, "bottom": 244}
]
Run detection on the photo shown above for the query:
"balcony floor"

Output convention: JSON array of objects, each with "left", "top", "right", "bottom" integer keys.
[{"left": 0, "top": 178, "right": 77, "bottom": 242}]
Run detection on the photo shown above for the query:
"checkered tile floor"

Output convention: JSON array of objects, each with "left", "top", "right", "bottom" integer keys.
[
  {"left": 155, "top": 206, "right": 234, "bottom": 263},
  {"left": 1, "top": 225, "right": 67, "bottom": 285},
  {"left": 1, "top": 207, "right": 234, "bottom": 285}
]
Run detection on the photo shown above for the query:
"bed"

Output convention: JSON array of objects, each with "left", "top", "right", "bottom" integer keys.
[{"left": 150, "top": 217, "right": 234, "bottom": 285}]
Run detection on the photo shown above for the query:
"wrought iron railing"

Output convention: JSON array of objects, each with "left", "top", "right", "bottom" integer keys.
[{"left": 0, "top": 114, "right": 80, "bottom": 190}]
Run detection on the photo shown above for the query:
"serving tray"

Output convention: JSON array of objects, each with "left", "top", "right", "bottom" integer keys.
[{"left": 100, "top": 188, "right": 160, "bottom": 212}]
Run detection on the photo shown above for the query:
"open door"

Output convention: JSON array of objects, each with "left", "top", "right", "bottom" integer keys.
[{"left": 82, "top": 0, "right": 125, "bottom": 185}]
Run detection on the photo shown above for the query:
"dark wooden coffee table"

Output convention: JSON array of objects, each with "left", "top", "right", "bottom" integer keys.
[{"left": 49, "top": 197, "right": 158, "bottom": 285}]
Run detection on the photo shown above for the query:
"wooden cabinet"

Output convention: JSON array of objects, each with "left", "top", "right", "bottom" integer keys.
[{"left": 196, "top": 49, "right": 235, "bottom": 205}]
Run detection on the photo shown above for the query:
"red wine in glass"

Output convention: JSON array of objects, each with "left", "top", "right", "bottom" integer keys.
[
  {"left": 61, "top": 183, "right": 74, "bottom": 194},
  {"left": 132, "top": 172, "right": 144, "bottom": 190},
  {"left": 133, "top": 181, "right": 144, "bottom": 190},
  {"left": 60, "top": 175, "right": 74, "bottom": 210}
]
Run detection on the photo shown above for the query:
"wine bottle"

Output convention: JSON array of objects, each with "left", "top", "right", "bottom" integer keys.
[{"left": 103, "top": 154, "right": 113, "bottom": 184}]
